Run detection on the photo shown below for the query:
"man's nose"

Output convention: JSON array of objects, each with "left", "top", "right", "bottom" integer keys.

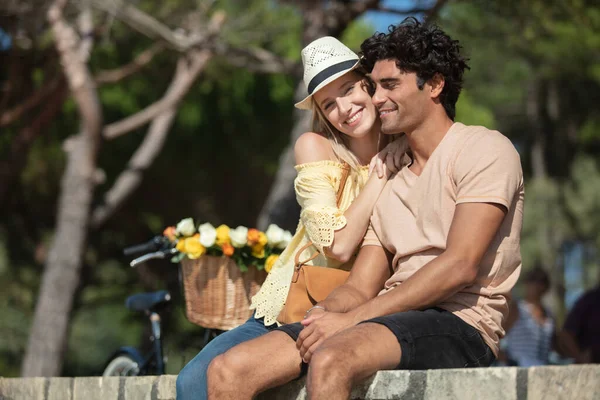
[{"left": 371, "top": 86, "right": 386, "bottom": 108}]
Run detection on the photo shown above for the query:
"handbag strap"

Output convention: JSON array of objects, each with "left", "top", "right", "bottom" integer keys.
[{"left": 294, "top": 162, "right": 351, "bottom": 269}]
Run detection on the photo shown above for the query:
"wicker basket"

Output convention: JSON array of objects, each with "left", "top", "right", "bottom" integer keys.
[{"left": 180, "top": 255, "right": 267, "bottom": 331}]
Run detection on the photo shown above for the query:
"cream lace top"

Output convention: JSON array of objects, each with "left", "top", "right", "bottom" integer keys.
[{"left": 250, "top": 160, "right": 370, "bottom": 326}]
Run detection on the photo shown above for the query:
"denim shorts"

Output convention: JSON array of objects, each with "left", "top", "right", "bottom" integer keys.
[{"left": 275, "top": 307, "right": 495, "bottom": 370}]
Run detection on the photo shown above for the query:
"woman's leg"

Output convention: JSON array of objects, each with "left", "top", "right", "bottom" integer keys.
[{"left": 176, "top": 316, "right": 271, "bottom": 400}]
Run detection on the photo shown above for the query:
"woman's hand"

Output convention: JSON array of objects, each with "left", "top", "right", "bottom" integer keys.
[{"left": 369, "top": 138, "right": 408, "bottom": 179}]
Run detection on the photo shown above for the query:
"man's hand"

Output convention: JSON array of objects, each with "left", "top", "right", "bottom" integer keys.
[{"left": 297, "top": 311, "right": 354, "bottom": 363}]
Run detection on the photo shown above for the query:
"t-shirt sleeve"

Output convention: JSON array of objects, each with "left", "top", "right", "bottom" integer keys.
[
  {"left": 452, "top": 131, "right": 523, "bottom": 210},
  {"left": 295, "top": 166, "right": 347, "bottom": 252}
]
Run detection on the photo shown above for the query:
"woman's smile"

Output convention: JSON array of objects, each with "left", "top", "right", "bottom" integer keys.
[{"left": 345, "top": 108, "right": 363, "bottom": 127}]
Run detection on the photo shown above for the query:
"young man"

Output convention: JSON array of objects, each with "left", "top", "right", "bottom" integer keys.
[{"left": 207, "top": 18, "right": 524, "bottom": 400}]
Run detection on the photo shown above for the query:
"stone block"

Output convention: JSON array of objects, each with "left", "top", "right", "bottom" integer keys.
[
  {"left": 124, "top": 376, "right": 157, "bottom": 400},
  {"left": 352, "top": 370, "right": 426, "bottom": 400},
  {"left": 257, "top": 377, "right": 307, "bottom": 400},
  {"left": 72, "top": 377, "right": 120, "bottom": 400},
  {"left": 425, "top": 367, "right": 518, "bottom": 400},
  {"left": 0, "top": 377, "right": 45, "bottom": 400},
  {"left": 47, "top": 378, "right": 73, "bottom": 400},
  {"left": 154, "top": 375, "right": 177, "bottom": 400},
  {"left": 528, "top": 365, "right": 600, "bottom": 400}
]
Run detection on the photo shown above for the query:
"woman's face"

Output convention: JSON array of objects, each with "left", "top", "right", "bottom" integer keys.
[{"left": 313, "top": 71, "right": 378, "bottom": 139}]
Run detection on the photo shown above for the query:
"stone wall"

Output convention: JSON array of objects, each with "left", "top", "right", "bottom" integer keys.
[{"left": 0, "top": 365, "right": 598, "bottom": 400}]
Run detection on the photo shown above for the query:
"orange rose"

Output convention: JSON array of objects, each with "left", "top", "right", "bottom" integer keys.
[
  {"left": 247, "top": 228, "right": 261, "bottom": 246},
  {"left": 221, "top": 243, "right": 234, "bottom": 257},
  {"left": 163, "top": 226, "right": 177, "bottom": 242}
]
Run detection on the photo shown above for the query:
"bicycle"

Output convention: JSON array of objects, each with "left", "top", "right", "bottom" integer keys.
[{"left": 102, "top": 236, "right": 220, "bottom": 376}]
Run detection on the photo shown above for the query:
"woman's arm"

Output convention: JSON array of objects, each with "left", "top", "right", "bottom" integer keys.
[{"left": 294, "top": 132, "right": 389, "bottom": 263}]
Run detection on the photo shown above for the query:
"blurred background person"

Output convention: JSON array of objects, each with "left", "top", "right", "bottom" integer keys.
[
  {"left": 558, "top": 281, "right": 600, "bottom": 364},
  {"left": 500, "top": 267, "right": 555, "bottom": 366}
]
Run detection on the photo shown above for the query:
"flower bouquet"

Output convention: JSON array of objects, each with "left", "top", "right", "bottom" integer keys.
[{"left": 164, "top": 218, "right": 292, "bottom": 330}]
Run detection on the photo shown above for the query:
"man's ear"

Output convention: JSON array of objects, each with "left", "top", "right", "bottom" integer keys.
[{"left": 428, "top": 73, "right": 445, "bottom": 99}]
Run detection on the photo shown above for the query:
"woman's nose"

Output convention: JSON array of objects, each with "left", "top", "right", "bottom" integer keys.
[{"left": 336, "top": 97, "right": 351, "bottom": 116}]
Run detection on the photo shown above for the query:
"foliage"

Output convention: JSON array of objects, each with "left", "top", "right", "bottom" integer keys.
[{"left": 1, "top": 0, "right": 599, "bottom": 377}]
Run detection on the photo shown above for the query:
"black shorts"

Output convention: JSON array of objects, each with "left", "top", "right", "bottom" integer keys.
[{"left": 275, "top": 307, "right": 495, "bottom": 370}]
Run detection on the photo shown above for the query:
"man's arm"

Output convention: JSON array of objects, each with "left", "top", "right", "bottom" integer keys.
[
  {"left": 347, "top": 201, "right": 506, "bottom": 323},
  {"left": 297, "top": 202, "right": 505, "bottom": 363},
  {"left": 316, "top": 245, "right": 392, "bottom": 314}
]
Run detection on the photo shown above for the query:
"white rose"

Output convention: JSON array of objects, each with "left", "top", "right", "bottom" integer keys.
[
  {"left": 265, "top": 224, "right": 284, "bottom": 247},
  {"left": 278, "top": 230, "right": 292, "bottom": 249},
  {"left": 176, "top": 218, "right": 196, "bottom": 237},
  {"left": 230, "top": 226, "right": 249, "bottom": 248},
  {"left": 198, "top": 223, "right": 217, "bottom": 247}
]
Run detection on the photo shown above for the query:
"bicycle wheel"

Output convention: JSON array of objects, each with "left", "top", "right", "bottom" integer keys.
[{"left": 102, "top": 354, "right": 141, "bottom": 376}]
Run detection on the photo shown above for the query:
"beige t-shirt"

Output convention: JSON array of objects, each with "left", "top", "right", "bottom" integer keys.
[{"left": 362, "top": 122, "right": 524, "bottom": 356}]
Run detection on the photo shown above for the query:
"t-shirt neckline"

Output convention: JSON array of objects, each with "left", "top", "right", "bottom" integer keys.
[{"left": 403, "top": 122, "right": 460, "bottom": 179}]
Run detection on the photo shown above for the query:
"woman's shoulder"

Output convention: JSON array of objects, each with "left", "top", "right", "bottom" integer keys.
[{"left": 294, "top": 132, "right": 335, "bottom": 165}]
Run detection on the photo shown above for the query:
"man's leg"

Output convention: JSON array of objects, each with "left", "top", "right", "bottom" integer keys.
[
  {"left": 307, "top": 323, "right": 401, "bottom": 400},
  {"left": 307, "top": 308, "right": 495, "bottom": 400},
  {"left": 176, "top": 316, "right": 271, "bottom": 400},
  {"left": 207, "top": 330, "right": 303, "bottom": 400}
]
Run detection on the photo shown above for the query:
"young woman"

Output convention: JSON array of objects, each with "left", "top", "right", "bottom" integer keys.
[{"left": 176, "top": 36, "right": 406, "bottom": 400}]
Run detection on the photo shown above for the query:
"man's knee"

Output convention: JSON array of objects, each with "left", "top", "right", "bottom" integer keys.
[{"left": 309, "top": 346, "right": 350, "bottom": 382}]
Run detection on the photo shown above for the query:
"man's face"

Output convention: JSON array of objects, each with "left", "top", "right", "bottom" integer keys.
[{"left": 369, "top": 59, "right": 431, "bottom": 135}]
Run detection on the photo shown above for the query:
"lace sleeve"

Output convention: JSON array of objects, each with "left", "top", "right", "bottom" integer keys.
[
  {"left": 294, "top": 164, "right": 347, "bottom": 253},
  {"left": 300, "top": 206, "right": 347, "bottom": 253}
]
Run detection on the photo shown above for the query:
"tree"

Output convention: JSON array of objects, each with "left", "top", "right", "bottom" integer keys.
[
  {"left": 17, "top": 0, "right": 298, "bottom": 377},
  {"left": 440, "top": 0, "right": 600, "bottom": 320}
]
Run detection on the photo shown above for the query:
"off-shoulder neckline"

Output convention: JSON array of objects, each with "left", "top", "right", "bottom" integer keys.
[{"left": 295, "top": 160, "right": 370, "bottom": 171}]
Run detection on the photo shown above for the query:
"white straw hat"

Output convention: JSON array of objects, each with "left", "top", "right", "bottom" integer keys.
[{"left": 295, "top": 36, "right": 360, "bottom": 110}]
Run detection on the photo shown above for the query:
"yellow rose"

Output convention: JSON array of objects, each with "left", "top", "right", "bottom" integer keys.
[
  {"left": 251, "top": 232, "right": 268, "bottom": 258},
  {"left": 216, "top": 224, "right": 231, "bottom": 246},
  {"left": 257, "top": 232, "right": 267, "bottom": 247},
  {"left": 265, "top": 255, "right": 278, "bottom": 273},
  {"left": 251, "top": 244, "right": 265, "bottom": 259},
  {"left": 183, "top": 234, "right": 206, "bottom": 259}
]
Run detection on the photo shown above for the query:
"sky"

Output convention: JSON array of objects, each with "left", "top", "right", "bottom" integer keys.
[{"left": 362, "top": 0, "right": 434, "bottom": 33}]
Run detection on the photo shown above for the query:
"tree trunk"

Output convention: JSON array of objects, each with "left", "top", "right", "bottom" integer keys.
[
  {"left": 256, "top": 4, "right": 338, "bottom": 231},
  {"left": 256, "top": 84, "right": 310, "bottom": 231},
  {"left": 21, "top": 2, "right": 102, "bottom": 377}
]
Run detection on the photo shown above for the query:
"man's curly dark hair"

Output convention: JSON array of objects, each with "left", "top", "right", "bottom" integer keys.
[{"left": 360, "top": 17, "right": 470, "bottom": 120}]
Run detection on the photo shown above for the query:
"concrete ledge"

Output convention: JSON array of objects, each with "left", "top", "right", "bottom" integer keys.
[{"left": 1, "top": 366, "right": 598, "bottom": 399}]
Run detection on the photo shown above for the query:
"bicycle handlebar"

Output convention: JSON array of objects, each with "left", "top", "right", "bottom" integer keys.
[
  {"left": 123, "top": 236, "right": 167, "bottom": 256},
  {"left": 129, "top": 248, "right": 177, "bottom": 268}
]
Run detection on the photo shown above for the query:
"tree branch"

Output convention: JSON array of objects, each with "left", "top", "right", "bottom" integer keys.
[
  {"left": 91, "top": 51, "right": 211, "bottom": 226},
  {"left": 223, "top": 46, "right": 300, "bottom": 75},
  {"left": 374, "top": 6, "right": 432, "bottom": 15},
  {"left": 95, "top": 43, "right": 164, "bottom": 84},
  {"left": 102, "top": 50, "right": 210, "bottom": 140},
  {"left": 87, "top": 0, "right": 210, "bottom": 52},
  {"left": 0, "top": 81, "right": 68, "bottom": 207},
  {"left": 0, "top": 76, "right": 62, "bottom": 127}
]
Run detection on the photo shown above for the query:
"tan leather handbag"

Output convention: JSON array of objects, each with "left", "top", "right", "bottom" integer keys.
[{"left": 277, "top": 163, "right": 351, "bottom": 324}]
